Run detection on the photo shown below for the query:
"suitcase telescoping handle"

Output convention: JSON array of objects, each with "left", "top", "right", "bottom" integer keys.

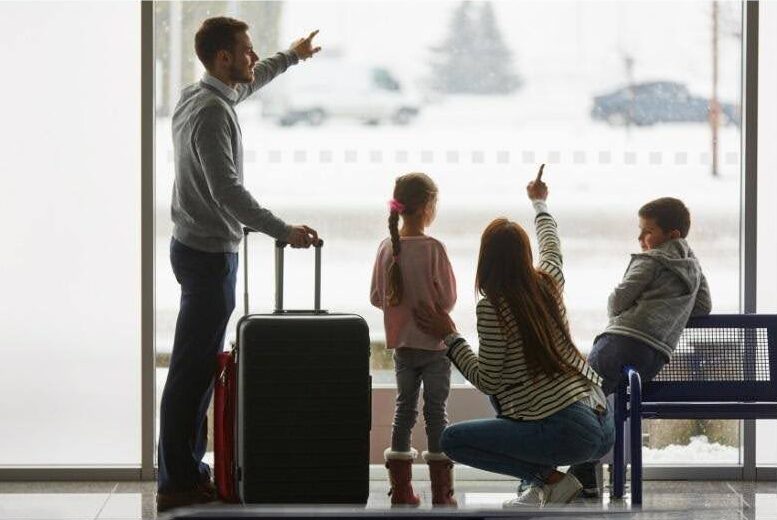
[{"left": 242, "top": 227, "right": 323, "bottom": 315}]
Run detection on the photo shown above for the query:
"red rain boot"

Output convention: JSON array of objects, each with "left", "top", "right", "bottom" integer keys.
[
  {"left": 384, "top": 448, "right": 421, "bottom": 506},
  {"left": 424, "top": 451, "right": 457, "bottom": 507}
]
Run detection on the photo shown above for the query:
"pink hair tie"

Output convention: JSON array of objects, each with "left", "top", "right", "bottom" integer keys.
[{"left": 388, "top": 198, "right": 405, "bottom": 214}]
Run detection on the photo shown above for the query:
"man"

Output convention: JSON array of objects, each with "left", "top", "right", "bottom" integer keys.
[{"left": 157, "top": 17, "right": 321, "bottom": 512}]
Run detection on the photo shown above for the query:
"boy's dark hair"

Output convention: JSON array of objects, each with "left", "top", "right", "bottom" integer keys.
[
  {"left": 195, "top": 17, "right": 249, "bottom": 69},
  {"left": 638, "top": 197, "right": 691, "bottom": 237}
]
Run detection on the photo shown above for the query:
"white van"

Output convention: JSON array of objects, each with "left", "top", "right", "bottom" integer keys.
[{"left": 260, "top": 60, "right": 421, "bottom": 126}]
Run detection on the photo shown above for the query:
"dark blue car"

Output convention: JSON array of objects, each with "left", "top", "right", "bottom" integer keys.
[{"left": 591, "top": 81, "right": 739, "bottom": 127}]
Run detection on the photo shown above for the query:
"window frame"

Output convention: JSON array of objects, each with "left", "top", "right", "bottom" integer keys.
[
  {"left": 0, "top": 0, "right": 770, "bottom": 483},
  {"left": 142, "top": 0, "right": 769, "bottom": 482}
]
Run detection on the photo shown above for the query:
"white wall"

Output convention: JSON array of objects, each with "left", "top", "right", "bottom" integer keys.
[
  {"left": 756, "top": 0, "right": 777, "bottom": 467},
  {"left": 0, "top": 1, "right": 141, "bottom": 465}
]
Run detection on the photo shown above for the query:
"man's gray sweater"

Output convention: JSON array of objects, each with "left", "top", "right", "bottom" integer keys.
[
  {"left": 603, "top": 238, "right": 712, "bottom": 359},
  {"left": 171, "top": 52, "right": 299, "bottom": 253}
]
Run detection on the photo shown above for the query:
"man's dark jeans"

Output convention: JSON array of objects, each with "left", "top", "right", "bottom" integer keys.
[{"left": 158, "top": 239, "right": 238, "bottom": 493}]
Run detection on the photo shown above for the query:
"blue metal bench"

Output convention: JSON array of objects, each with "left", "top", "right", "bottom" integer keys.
[{"left": 611, "top": 314, "right": 777, "bottom": 505}]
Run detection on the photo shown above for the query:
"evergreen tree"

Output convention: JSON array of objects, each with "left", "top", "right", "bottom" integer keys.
[
  {"left": 429, "top": 1, "right": 479, "bottom": 94},
  {"left": 475, "top": 2, "right": 522, "bottom": 94},
  {"left": 429, "top": 1, "right": 521, "bottom": 95}
]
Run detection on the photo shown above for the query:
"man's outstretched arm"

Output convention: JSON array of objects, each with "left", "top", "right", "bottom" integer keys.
[{"left": 235, "top": 30, "right": 322, "bottom": 103}]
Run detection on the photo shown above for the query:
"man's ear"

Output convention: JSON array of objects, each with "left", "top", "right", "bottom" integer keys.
[
  {"left": 216, "top": 49, "right": 232, "bottom": 66},
  {"left": 669, "top": 230, "right": 682, "bottom": 239}
]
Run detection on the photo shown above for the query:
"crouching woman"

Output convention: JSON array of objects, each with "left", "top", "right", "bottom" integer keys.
[{"left": 414, "top": 169, "right": 614, "bottom": 507}]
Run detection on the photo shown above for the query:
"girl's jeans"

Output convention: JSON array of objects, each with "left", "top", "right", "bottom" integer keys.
[
  {"left": 391, "top": 348, "right": 451, "bottom": 453},
  {"left": 441, "top": 401, "right": 615, "bottom": 485}
]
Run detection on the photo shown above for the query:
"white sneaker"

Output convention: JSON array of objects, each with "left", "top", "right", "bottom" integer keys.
[
  {"left": 503, "top": 473, "right": 582, "bottom": 508},
  {"left": 544, "top": 473, "right": 583, "bottom": 504},
  {"left": 503, "top": 484, "right": 545, "bottom": 507}
]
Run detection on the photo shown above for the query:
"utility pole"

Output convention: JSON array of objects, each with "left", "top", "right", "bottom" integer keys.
[
  {"left": 624, "top": 52, "right": 635, "bottom": 130},
  {"left": 710, "top": 0, "right": 720, "bottom": 177}
]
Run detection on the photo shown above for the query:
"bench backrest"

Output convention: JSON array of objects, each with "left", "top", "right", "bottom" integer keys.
[{"left": 643, "top": 314, "right": 777, "bottom": 402}]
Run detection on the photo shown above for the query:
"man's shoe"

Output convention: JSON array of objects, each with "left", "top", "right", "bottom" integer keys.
[
  {"left": 568, "top": 462, "right": 601, "bottom": 498},
  {"left": 198, "top": 480, "right": 218, "bottom": 500},
  {"left": 157, "top": 481, "right": 218, "bottom": 513}
]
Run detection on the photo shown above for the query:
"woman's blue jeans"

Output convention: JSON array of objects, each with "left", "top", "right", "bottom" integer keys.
[{"left": 440, "top": 401, "right": 614, "bottom": 485}]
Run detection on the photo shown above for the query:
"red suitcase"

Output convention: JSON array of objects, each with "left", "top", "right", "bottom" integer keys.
[{"left": 214, "top": 348, "right": 238, "bottom": 503}]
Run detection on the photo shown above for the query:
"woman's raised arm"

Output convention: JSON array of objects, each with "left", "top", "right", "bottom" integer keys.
[{"left": 527, "top": 165, "right": 564, "bottom": 290}]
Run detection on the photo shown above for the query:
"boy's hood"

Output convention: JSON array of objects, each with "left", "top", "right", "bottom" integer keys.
[{"left": 633, "top": 238, "right": 701, "bottom": 292}]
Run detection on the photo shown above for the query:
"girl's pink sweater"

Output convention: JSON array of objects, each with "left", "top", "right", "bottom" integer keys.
[{"left": 370, "top": 235, "right": 457, "bottom": 351}]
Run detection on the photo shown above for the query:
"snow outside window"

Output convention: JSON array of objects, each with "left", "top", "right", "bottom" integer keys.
[{"left": 154, "top": 1, "right": 744, "bottom": 466}]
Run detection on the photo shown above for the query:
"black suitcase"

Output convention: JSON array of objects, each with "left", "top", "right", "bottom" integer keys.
[{"left": 235, "top": 230, "right": 371, "bottom": 504}]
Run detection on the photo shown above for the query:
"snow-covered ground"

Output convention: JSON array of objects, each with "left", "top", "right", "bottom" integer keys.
[
  {"left": 155, "top": 95, "right": 742, "bottom": 355},
  {"left": 155, "top": 0, "right": 745, "bottom": 354},
  {"left": 153, "top": 90, "right": 745, "bottom": 458},
  {"left": 643, "top": 435, "right": 739, "bottom": 464}
]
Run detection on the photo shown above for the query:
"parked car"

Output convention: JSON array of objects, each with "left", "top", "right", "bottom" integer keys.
[
  {"left": 260, "top": 60, "right": 421, "bottom": 126},
  {"left": 591, "top": 81, "right": 739, "bottom": 127}
]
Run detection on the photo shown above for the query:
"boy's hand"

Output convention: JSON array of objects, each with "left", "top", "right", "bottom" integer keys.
[
  {"left": 526, "top": 164, "right": 548, "bottom": 201},
  {"left": 289, "top": 30, "right": 321, "bottom": 61}
]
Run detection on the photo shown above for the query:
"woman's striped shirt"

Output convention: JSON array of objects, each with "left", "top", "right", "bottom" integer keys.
[{"left": 445, "top": 207, "right": 603, "bottom": 421}]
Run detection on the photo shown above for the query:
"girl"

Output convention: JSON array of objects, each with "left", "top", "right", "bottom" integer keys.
[
  {"left": 414, "top": 166, "right": 614, "bottom": 508},
  {"left": 370, "top": 172, "right": 457, "bottom": 507}
]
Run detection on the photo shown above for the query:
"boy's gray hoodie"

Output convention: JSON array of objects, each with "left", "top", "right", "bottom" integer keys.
[{"left": 604, "top": 238, "right": 712, "bottom": 360}]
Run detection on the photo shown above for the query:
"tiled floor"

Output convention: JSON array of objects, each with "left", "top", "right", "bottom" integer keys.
[{"left": 0, "top": 479, "right": 775, "bottom": 519}]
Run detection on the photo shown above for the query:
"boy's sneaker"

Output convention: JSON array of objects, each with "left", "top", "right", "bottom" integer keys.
[
  {"left": 503, "top": 473, "right": 582, "bottom": 508},
  {"left": 545, "top": 473, "right": 584, "bottom": 504},
  {"left": 568, "top": 462, "right": 601, "bottom": 498}
]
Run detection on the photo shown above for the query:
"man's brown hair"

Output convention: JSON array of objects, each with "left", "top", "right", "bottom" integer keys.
[
  {"left": 638, "top": 197, "right": 691, "bottom": 237},
  {"left": 194, "top": 17, "right": 249, "bottom": 69}
]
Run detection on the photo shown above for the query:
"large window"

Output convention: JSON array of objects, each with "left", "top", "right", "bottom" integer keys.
[
  {"left": 154, "top": 0, "right": 743, "bottom": 466},
  {"left": 0, "top": 1, "right": 141, "bottom": 466}
]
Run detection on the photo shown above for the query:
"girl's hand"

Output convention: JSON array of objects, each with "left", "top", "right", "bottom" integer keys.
[
  {"left": 413, "top": 302, "right": 456, "bottom": 340},
  {"left": 526, "top": 164, "right": 548, "bottom": 201}
]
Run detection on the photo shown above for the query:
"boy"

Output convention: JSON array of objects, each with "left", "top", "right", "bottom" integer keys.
[{"left": 573, "top": 197, "right": 711, "bottom": 497}]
